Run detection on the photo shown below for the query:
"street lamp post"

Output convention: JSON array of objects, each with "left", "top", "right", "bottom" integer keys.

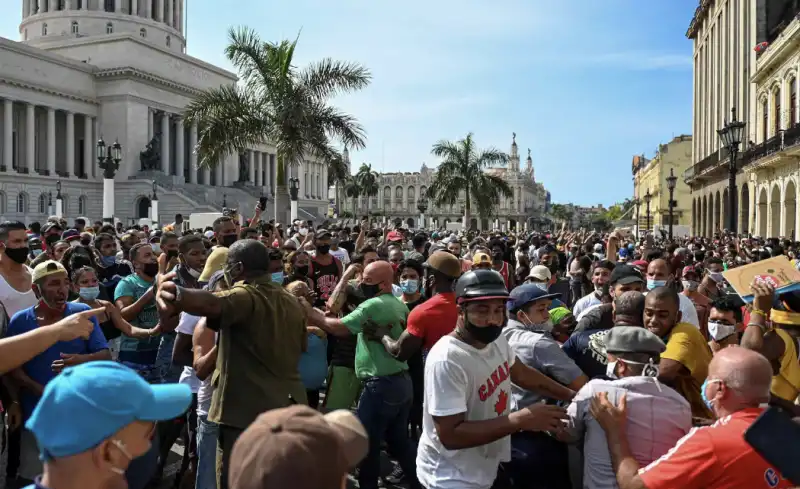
[
  {"left": 150, "top": 180, "right": 159, "bottom": 228},
  {"left": 417, "top": 198, "right": 428, "bottom": 229},
  {"left": 97, "top": 137, "right": 122, "bottom": 223},
  {"left": 289, "top": 177, "right": 300, "bottom": 222},
  {"left": 47, "top": 191, "right": 53, "bottom": 216},
  {"left": 666, "top": 168, "right": 678, "bottom": 240},
  {"left": 55, "top": 180, "right": 63, "bottom": 218},
  {"left": 716, "top": 107, "right": 746, "bottom": 234},
  {"left": 644, "top": 188, "right": 652, "bottom": 235},
  {"left": 460, "top": 204, "right": 466, "bottom": 230},
  {"left": 633, "top": 197, "right": 641, "bottom": 238}
]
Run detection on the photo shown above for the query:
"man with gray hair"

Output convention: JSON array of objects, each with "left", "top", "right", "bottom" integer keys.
[
  {"left": 564, "top": 327, "right": 692, "bottom": 489},
  {"left": 591, "top": 346, "right": 793, "bottom": 489}
]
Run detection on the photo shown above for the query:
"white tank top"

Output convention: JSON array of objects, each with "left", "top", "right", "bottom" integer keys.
[{"left": 0, "top": 267, "right": 37, "bottom": 318}]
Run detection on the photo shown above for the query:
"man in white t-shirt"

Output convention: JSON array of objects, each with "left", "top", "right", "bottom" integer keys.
[
  {"left": 572, "top": 260, "right": 614, "bottom": 318},
  {"left": 417, "top": 269, "right": 575, "bottom": 489}
]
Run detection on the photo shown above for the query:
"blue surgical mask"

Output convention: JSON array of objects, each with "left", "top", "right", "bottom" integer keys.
[
  {"left": 399, "top": 279, "right": 419, "bottom": 294},
  {"left": 79, "top": 286, "right": 100, "bottom": 301},
  {"left": 31, "top": 249, "right": 43, "bottom": 257},
  {"left": 271, "top": 271, "right": 284, "bottom": 284},
  {"left": 647, "top": 279, "right": 667, "bottom": 290},
  {"left": 700, "top": 378, "right": 722, "bottom": 411},
  {"left": 101, "top": 255, "right": 116, "bottom": 267}
]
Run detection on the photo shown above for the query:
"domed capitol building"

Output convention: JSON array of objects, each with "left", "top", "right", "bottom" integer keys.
[
  {"left": 336, "top": 134, "right": 551, "bottom": 231},
  {"left": 0, "top": 0, "right": 330, "bottom": 225}
]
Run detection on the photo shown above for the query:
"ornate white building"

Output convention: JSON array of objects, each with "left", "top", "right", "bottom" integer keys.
[
  {"left": 337, "top": 134, "right": 551, "bottom": 231},
  {"left": 0, "top": 0, "right": 329, "bottom": 226}
]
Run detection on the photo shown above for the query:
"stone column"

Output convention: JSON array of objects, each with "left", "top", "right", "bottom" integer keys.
[
  {"left": 92, "top": 117, "right": 99, "bottom": 178},
  {"left": 147, "top": 108, "right": 153, "bottom": 139},
  {"left": 38, "top": 0, "right": 45, "bottom": 13},
  {"left": 83, "top": 115, "right": 92, "bottom": 179},
  {"left": 115, "top": 0, "right": 121, "bottom": 12},
  {"left": 131, "top": 0, "right": 138, "bottom": 15},
  {"left": 3, "top": 99, "right": 12, "bottom": 172},
  {"left": 166, "top": 0, "right": 173, "bottom": 27},
  {"left": 49, "top": 0, "right": 56, "bottom": 12},
  {"left": 248, "top": 150, "right": 255, "bottom": 184},
  {"left": 145, "top": 0, "right": 151, "bottom": 18},
  {"left": 66, "top": 111, "right": 74, "bottom": 177},
  {"left": 82, "top": 0, "right": 87, "bottom": 9},
  {"left": 174, "top": 116, "right": 184, "bottom": 182},
  {"left": 262, "top": 152, "right": 268, "bottom": 189},
  {"left": 157, "top": 0, "right": 164, "bottom": 22},
  {"left": 64, "top": 0, "right": 71, "bottom": 11},
  {"left": 47, "top": 107, "right": 55, "bottom": 176},
  {"left": 160, "top": 112, "right": 170, "bottom": 173},
  {"left": 215, "top": 156, "right": 223, "bottom": 186},
  {"left": 254, "top": 151, "right": 261, "bottom": 187},
  {"left": 189, "top": 122, "right": 197, "bottom": 183},
  {"left": 202, "top": 167, "right": 210, "bottom": 186}
]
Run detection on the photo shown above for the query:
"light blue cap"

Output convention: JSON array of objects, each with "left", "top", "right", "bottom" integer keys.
[{"left": 26, "top": 361, "right": 192, "bottom": 459}]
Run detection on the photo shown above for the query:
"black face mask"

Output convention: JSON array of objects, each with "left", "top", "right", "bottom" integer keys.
[
  {"left": 492, "top": 251, "right": 504, "bottom": 260},
  {"left": 142, "top": 262, "right": 159, "bottom": 278},
  {"left": 463, "top": 311, "right": 505, "bottom": 344},
  {"left": 4, "top": 246, "right": 29, "bottom": 265},
  {"left": 294, "top": 265, "right": 309, "bottom": 277},
  {"left": 219, "top": 234, "right": 237, "bottom": 248},
  {"left": 316, "top": 244, "right": 330, "bottom": 255},
  {"left": 359, "top": 282, "right": 381, "bottom": 299}
]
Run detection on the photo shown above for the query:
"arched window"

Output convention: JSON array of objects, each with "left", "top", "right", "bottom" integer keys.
[
  {"left": 78, "top": 195, "right": 87, "bottom": 215},
  {"left": 140, "top": 28, "right": 147, "bottom": 38},
  {"left": 38, "top": 194, "right": 47, "bottom": 214},
  {"left": 106, "top": 22, "right": 114, "bottom": 34},
  {"left": 762, "top": 99, "right": 769, "bottom": 142},
  {"left": 16, "top": 193, "right": 28, "bottom": 214},
  {"left": 791, "top": 78, "right": 797, "bottom": 127},
  {"left": 71, "top": 21, "right": 79, "bottom": 34},
  {"left": 42, "top": 23, "right": 47, "bottom": 36},
  {"left": 166, "top": 35, "right": 171, "bottom": 47},
  {"left": 774, "top": 88, "right": 782, "bottom": 134},
  {"left": 408, "top": 186, "right": 416, "bottom": 203}
]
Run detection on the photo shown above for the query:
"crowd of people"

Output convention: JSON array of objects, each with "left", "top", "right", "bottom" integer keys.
[{"left": 0, "top": 206, "right": 797, "bottom": 489}]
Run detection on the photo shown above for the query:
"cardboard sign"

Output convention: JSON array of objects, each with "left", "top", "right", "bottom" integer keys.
[{"left": 721, "top": 256, "right": 800, "bottom": 302}]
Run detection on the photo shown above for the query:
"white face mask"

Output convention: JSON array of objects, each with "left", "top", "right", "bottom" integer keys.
[
  {"left": 520, "top": 311, "right": 553, "bottom": 333},
  {"left": 151, "top": 243, "right": 161, "bottom": 254},
  {"left": 299, "top": 228, "right": 309, "bottom": 236},
  {"left": 606, "top": 357, "right": 659, "bottom": 379},
  {"left": 187, "top": 267, "right": 202, "bottom": 279},
  {"left": 707, "top": 321, "right": 736, "bottom": 341}
]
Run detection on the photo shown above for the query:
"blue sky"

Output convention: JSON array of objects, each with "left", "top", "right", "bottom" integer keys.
[{"left": 0, "top": 1, "right": 696, "bottom": 206}]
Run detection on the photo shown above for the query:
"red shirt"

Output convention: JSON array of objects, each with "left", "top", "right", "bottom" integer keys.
[
  {"left": 405, "top": 292, "right": 458, "bottom": 351},
  {"left": 639, "top": 408, "right": 793, "bottom": 489}
]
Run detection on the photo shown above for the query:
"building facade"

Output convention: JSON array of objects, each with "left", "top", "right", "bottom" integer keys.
[
  {"left": 632, "top": 135, "right": 694, "bottom": 231},
  {"left": 684, "top": 0, "right": 756, "bottom": 236},
  {"left": 0, "top": 0, "right": 329, "bottom": 227},
  {"left": 337, "top": 134, "right": 551, "bottom": 231}
]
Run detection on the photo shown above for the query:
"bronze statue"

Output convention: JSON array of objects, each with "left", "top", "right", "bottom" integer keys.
[{"left": 139, "top": 136, "right": 161, "bottom": 171}]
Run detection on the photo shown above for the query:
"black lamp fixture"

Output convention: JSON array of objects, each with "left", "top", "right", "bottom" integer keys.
[
  {"left": 97, "top": 137, "right": 123, "bottom": 180},
  {"left": 666, "top": 168, "right": 678, "bottom": 240},
  {"left": 222, "top": 193, "right": 227, "bottom": 208},
  {"left": 48, "top": 191, "right": 52, "bottom": 207},
  {"left": 151, "top": 180, "right": 158, "bottom": 201},
  {"left": 289, "top": 177, "right": 300, "bottom": 201},
  {"left": 56, "top": 180, "right": 62, "bottom": 200},
  {"left": 717, "top": 107, "right": 746, "bottom": 233},
  {"left": 644, "top": 188, "right": 652, "bottom": 234}
]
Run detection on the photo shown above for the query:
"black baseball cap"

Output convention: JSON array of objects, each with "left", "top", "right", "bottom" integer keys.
[{"left": 609, "top": 264, "right": 644, "bottom": 286}]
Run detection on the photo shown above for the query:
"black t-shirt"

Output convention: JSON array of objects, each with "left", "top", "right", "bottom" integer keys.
[
  {"left": 574, "top": 303, "right": 614, "bottom": 333},
  {"left": 329, "top": 281, "right": 365, "bottom": 368},
  {"left": 562, "top": 328, "right": 611, "bottom": 379},
  {"left": 311, "top": 256, "right": 341, "bottom": 308}
]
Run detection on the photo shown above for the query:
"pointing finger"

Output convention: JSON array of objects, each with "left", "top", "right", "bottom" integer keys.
[{"left": 77, "top": 307, "right": 106, "bottom": 319}]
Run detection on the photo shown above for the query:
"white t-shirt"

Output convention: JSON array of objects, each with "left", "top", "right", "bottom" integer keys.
[
  {"left": 0, "top": 266, "right": 37, "bottom": 319},
  {"left": 417, "top": 334, "right": 516, "bottom": 489},
  {"left": 573, "top": 292, "right": 602, "bottom": 318},
  {"left": 175, "top": 313, "right": 201, "bottom": 394},
  {"left": 330, "top": 247, "right": 350, "bottom": 267}
]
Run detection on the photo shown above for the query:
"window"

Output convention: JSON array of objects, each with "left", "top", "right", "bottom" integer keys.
[
  {"left": 71, "top": 21, "right": 78, "bottom": 34},
  {"left": 61, "top": 195, "right": 69, "bottom": 215},
  {"left": 775, "top": 89, "right": 782, "bottom": 134},
  {"left": 763, "top": 99, "right": 769, "bottom": 141},
  {"left": 106, "top": 23, "right": 114, "bottom": 34},
  {"left": 42, "top": 23, "right": 47, "bottom": 36},
  {"left": 104, "top": 0, "right": 114, "bottom": 12},
  {"left": 58, "top": 0, "right": 64, "bottom": 10},
  {"left": 78, "top": 195, "right": 87, "bottom": 215},
  {"left": 38, "top": 194, "right": 47, "bottom": 214},
  {"left": 16, "top": 193, "right": 27, "bottom": 213},
  {"left": 791, "top": 78, "right": 797, "bottom": 127},
  {"left": 140, "top": 28, "right": 147, "bottom": 38},
  {"left": 166, "top": 35, "right": 171, "bottom": 47}
]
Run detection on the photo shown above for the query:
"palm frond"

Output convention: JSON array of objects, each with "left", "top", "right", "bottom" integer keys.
[{"left": 299, "top": 58, "right": 372, "bottom": 100}]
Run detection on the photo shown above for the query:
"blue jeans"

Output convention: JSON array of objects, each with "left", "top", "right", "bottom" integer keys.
[
  {"left": 196, "top": 414, "right": 219, "bottom": 489},
  {"left": 356, "top": 372, "right": 420, "bottom": 489}
]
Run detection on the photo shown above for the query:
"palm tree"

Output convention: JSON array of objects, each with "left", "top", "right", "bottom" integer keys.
[
  {"left": 184, "top": 26, "right": 371, "bottom": 179},
  {"left": 343, "top": 177, "right": 361, "bottom": 216},
  {"left": 427, "top": 132, "right": 513, "bottom": 229},
  {"left": 355, "top": 163, "right": 379, "bottom": 214},
  {"left": 327, "top": 152, "right": 349, "bottom": 215}
]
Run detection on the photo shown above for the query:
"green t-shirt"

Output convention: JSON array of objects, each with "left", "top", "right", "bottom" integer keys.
[{"left": 342, "top": 293, "right": 409, "bottom": 379}]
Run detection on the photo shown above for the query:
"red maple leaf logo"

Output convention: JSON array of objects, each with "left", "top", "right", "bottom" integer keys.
[{"left": 494, "top": 389, "right": 508, "bottom": 416}]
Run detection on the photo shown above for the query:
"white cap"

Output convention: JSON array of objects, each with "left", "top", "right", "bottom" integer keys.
[{"left": 528, "top": 265, "right": 551, "bottom": 281}]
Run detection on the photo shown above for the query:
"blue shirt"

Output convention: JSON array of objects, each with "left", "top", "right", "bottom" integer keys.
[
  {"left": 298, "top": 333, "right": 328, "bottom": 390},
  {"left": 8, "top": 302, "right": 108, "bottom": 419}
]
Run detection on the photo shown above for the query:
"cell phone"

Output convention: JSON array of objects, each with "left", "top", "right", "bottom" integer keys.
[
  {"left": 744, "top": 407, "right": 800, "bottom": 485},
  {"left": 259, "top": 197, "right": 267, "bottom": 210}
]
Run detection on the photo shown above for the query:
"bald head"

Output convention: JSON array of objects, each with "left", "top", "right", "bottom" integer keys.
[
  {"left": 362, "top": 261, "right": 395, "bottom": 294},
  {"left": 711, "top": 346, "right": 773, "bottom": 406}
]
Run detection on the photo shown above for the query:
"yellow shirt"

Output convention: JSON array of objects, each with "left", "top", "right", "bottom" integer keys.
[
  {"left": 663, "top": 322, "right": 714, "bottom": 418},
  {"left": 771, "top": 328, "right": 800, "bottom": 403}
]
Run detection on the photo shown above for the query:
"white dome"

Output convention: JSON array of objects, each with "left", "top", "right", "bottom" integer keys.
[{"left": 19, "top": 0, "right": 185, "bottom": 53}]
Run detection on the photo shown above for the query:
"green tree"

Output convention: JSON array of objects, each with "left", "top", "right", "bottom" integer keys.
[
  {"left": 343, "top": 177, "right": 361, "bottom": 216},
  {"left": 355, "top": 163, "right": 379, "bottom": 214},
  {"left": 184, "top": 27, "right": 371, "bottom": 178},
  {"left": 327, "top": 151, "right": 349, "bottom": 214},
  {"left": 427, "top": 133, "right": 513, "bottom": 228}
]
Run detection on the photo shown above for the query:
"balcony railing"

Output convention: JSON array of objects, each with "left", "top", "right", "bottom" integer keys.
[{"left": 741, "top": 122, "right": 800, "bottom": 167}]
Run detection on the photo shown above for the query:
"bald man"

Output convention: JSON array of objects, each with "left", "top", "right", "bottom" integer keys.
[
  {"left": 306, "top": 261, "right": 422, "bottom": 489},
  {"left": 591, "top": 346, "right": 793, "bottom": 489}
]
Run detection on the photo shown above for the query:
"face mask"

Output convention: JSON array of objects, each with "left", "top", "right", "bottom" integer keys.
[
  {"left": 519, "top": 310, "right": 553, "bottom": 332},
  {"left": 141, "top": 262, "right": 159, "bottom": 278},
  {"left": 359, "top": 282, "right": 381, "bottom": 299},
  {"left": 271, "top": 271, "right": 284, "bottom": 284},
  {"left": 299, "top": 228, "right": 309, "bottom": 236},
  {"left": 463, "top": 311, "right": 505, "bottom": 344},
  {"left": 4, "top": 246, "right": 30, "bottom": 264},
  {"left": 647, "top": 278, "right": 667, "bottom": 290},
  {"left": 151, "top": 244, "right": 161, "bottom": 254},
  {"left": 186, "top": 267, "right": 202, "bottom": 279},
  {"left": 400, "top": 279, "right": 419, "bottom": 294},
  {"left": 682, "top": 280, "right": 699, "bottom": 292},
  {"left": 492, "top": 251, "right": 504, "bottom": 260},
  {"left": 31, "top": 249, "right": 43, "bottom": 257},
  {"left": 607, "top": 358, "right": 659, "bottom": 380},
  {"left": 316, "top": 244, "right": 330, "bottom": 255},
  {"left": 101, "top": 255, "right": 117, "bottom": 267},
  {"left": 708, "top": 321, "right": 736, "bottom": 341},
  {"left": 79, "top": 286, "right": 100, "bottom": 301},
  {"left": 709, "top": 272, "right": 724, "bottom": 283},
  {"left": 606, "top": 360, "right": 619, "bottom": 380},
  {"left": 701, "top": 378, "right": 722, "bottom": 411},
  {"left": 219, "top": 234, "right": 237, "bottom": 248},
  {"left": 294, "top": 265, "right": 309, "bottom": 277}
]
